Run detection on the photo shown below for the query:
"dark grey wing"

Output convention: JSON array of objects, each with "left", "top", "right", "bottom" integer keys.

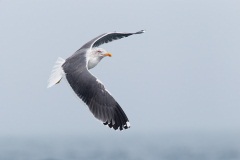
[
  {"left": 80, "top": 30, "right": 145, "bottom": 49},
  {"left": 62, "top": 58, "right": 130, "bottom": 130}
]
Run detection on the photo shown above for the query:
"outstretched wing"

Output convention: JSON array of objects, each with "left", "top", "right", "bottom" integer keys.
[
  {"left": 62, "top": 57, "right": 130, "bottom": 130},
  {"left": 80, "top": 30, "right": 145, "bottom": 49}
]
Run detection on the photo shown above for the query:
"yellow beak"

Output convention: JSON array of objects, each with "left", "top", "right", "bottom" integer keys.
[{"left": 103, "top": 53, "right": 112, "bottom": 57}]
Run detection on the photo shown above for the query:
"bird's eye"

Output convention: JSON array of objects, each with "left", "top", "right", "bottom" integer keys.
[{"left": 97, "top": 50, "right": 102, "bottom": 53}]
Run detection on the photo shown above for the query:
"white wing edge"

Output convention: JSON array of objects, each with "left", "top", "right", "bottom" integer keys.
[
  {"left": 47, "top": 57, "right": 66, "bottom": 88},
  {"left": 125, "top": 121, "right": 131, "bottom": 128}
]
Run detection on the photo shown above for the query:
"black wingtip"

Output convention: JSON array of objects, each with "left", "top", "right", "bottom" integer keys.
[
  {"left": 103, "top": 121, "right": 131, "bottom": 131},
  {"left": 135, "top": 30, "right": 146, "bottom": 34}
]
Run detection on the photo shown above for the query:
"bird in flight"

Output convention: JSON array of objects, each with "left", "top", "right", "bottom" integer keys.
[{"left": 48, "top": 30, "right": 145, "bottom": 130}]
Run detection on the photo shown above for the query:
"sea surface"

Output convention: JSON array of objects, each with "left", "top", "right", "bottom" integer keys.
[{"left": 0, "top": 133, "right": 239, "bottom": 160}]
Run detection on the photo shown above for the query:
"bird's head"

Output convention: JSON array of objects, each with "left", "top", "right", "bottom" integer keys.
[
  {"left": 87, "top": 48, "right": 112, "bottom": 69},
  {"left": 91, "top": 48, "right": 112, "bottom": 58}
]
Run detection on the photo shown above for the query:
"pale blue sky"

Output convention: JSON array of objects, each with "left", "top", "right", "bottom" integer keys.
[{"left": 0, "top": 0, "right": 240, "bottom": 137}]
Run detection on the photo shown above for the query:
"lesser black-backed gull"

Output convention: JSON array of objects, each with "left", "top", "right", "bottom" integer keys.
[{"left": 48, "top": 30, "right": 145, "bottom": 130}]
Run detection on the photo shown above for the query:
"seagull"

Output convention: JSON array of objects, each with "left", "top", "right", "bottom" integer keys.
[{"left": 47, "top": 30, "right": 145, "bottom": 130}]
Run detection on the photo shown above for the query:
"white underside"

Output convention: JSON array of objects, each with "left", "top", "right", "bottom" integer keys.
[{"left": 47, "top": 57, "right": 66, "bottom": 88}]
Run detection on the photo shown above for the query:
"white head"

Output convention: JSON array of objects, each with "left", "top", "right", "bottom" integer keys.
[{"left": 87, "top": 48, "right": 112, "bottom": 69}]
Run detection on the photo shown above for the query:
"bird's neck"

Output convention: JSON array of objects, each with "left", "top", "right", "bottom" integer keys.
[{"left": 87, "top": 56, "right": 102, "bottom": 69}]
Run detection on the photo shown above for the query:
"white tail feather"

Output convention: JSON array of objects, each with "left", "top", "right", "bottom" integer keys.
[{"left": 47, "top": 57, "right": 66, "bottom": 88}]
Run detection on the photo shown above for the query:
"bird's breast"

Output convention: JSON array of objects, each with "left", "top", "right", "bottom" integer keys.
[{"left": 87, "top": 57, "right": 101, "bottom": 69}]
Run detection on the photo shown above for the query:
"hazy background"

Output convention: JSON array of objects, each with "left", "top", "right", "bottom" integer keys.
[{"left": 0, "top": 0, "right": 240, "bottom": 159}]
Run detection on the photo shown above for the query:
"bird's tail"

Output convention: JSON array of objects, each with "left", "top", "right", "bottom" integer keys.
[{"left": 47, "top": 57, "right": 66, "bottom": 88}]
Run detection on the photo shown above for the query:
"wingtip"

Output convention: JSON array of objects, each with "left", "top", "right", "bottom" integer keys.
[
  {"left": 103, "top": 121, "right": 130, "bottom": 131},
  {"left": 135, "top": 30, "right": 146, "bottom": 34},
  {"left": 124, "top": 121, "right": 131, "bottom": 129}
]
